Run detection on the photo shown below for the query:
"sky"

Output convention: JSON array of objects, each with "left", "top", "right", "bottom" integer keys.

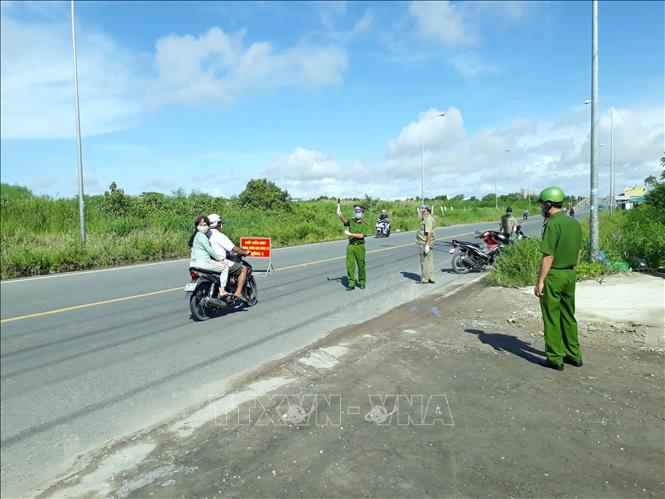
[{"left": 1, "top": 0, "right": 663, "bottom": 200}]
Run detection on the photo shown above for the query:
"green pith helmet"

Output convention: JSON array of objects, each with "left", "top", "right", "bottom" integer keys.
[{"left": 537, "top": 186, "right": 565, "bottom": 203}]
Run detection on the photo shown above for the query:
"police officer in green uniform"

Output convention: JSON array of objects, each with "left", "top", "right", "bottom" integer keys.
[
  {"left": 337, "top": 201, "right": 369, "bottom": 291},
  {"left": 416, "top": 205, "right": 435, "bottom": 284},
  {"left": 534, "top": 187, "right": 583, "bottom": 371}
]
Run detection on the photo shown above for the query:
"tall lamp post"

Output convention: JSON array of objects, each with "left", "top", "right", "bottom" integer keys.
[
  {"left": 420, "top": 113, "right": 445, "bottom": 205},
  {"left": 71, "top": 0, "right": 86, "bottom": 243},
  {"left": 585, "top": 99, "right": 613, "bottom": 212},
  {"left": 496, "top": 148, "right": 510, "bottom": 211},
  {"left": 589, "top": 0, "right": 599, "bottom": 261}
]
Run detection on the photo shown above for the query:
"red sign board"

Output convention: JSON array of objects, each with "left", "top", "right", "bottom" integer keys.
[{"left": 240, "top": 237, "right": 272, "bottom": 258}]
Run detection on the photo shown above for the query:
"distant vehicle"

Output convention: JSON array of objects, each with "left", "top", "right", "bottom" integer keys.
[
  {"left": 186, "top": 256, "right": 258, "bottom": 321},
  {"left": 375, "top": 219, "right": 391, "bottom": 238}
]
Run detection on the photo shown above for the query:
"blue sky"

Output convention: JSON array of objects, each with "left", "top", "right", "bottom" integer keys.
[{"left": 1, "top": 1, "right": 663, "bottom": 200}]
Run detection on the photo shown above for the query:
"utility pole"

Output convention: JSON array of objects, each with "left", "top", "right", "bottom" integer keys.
[
  {"left": 71, "top": 0, "right": 86, "bottom": 243},
  {"left": 589, "top": 0, "right": 599, "bottom": 261}
]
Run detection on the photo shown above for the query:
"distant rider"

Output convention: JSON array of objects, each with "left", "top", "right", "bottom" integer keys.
[
  {"left": 378, "top": 209, "right": 389, "bottom": 222},
  {"left": 207, "top": 213, "right": 250, "bottom": 304},
  {"left": 523, "top": 208, "right": 529, "bottom": 221}
]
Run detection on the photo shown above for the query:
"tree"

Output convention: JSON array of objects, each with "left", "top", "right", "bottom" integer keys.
[
  {"left": 100, "top": 182, "right": 131, "bottom": 217},
  {"left": 238, "top": 178, "right": 293, "bottom": 212},
  {"left": 644, "top": 175, "right": 658, "bottom": 189}
]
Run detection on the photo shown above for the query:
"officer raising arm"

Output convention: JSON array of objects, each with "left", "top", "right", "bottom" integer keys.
[
  {"left": 534, "top": 187, "right": 584, "bottom": 371},
  {"left": 337, "top": 199, "right": 368, "bottom": 291}
]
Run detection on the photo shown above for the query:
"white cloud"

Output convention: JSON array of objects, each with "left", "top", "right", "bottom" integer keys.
[
  {"left": 149, "top": 27, "right": 348, "bottom": 108},
  {"left": 386, "top": 107, "right": 467, "bottom": 159},
  {"left": 262, "top": 105, "right": 663, "bottom": 200},
  {"left": 448, "top": 53, "right": 498, "bottom": 78},
  {"left": 409, "top": 1, "right": 476, "bottom": 47},
  {"left": 1, "top": 14, "right": 144, "bottom": 139}
]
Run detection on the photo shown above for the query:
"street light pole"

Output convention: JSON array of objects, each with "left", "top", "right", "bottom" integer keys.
[
  {"left": 420, "top": 113, "right": 445, "bottom": 205},
  {"left": 71, "top": 0, "right": 86, "bottom": 244},
  {"left": 589, "top": 0, "right": 599, "bottom": 261},
  {"left": 585, "top": 98, "right": 614, "bottom": 212}
]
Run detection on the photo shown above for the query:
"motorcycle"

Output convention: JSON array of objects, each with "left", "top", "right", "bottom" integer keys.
[
  {"left": 375, "top": 219, "right": 391, "bottom": 238},
  {"left": 449, "top": 226, "right": 525, "bottom": 274},
  {"left": 185, "top": 257, "right": 258, "bottom": 321}
]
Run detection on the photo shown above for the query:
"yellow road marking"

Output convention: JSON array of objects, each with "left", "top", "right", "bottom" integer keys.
[
  {"left": 2, "top": 225, "right": 521, "bottom": 324},
  {"left": 0, "top": 287, "right": 182, "bottom": 324}
]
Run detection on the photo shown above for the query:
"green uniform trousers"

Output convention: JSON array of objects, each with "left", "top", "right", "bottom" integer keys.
[
  {"left": 539, "top": 268, "right": 582, "bottom": 365},
  {"left": 418, "top": 243, "right": 433, "bottom": 281},
  {"left": 346, "top": 244, "right": 366, "bottom": 287}
]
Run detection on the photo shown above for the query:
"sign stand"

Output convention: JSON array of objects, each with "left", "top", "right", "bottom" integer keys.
[{"left": 240, "top": 237, "right": 274, "bottom": 275}]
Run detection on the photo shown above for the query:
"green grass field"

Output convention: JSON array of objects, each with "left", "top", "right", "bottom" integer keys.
[{"left": 0, "top": 182, "right": 545, "bottom": 279}]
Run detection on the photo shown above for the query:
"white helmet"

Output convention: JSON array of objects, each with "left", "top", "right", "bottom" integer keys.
[
  {"left": 208, "top": 213, "right": 222, "bottom": 228},
  {"left": 381, "top": 209, "right": 386, "bottom": 214}
]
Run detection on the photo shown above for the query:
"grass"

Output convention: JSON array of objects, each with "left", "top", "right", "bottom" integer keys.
[
  {"left": 0, "top": 183, "right": 547, "bottom": 279},
  {"left": 487, "top": 204, "right": 665, "bottom": 287}
]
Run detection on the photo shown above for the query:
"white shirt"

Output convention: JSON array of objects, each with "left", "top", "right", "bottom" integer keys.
[{"left": 208, "top": 229, "right": 235, "bottom": 263}]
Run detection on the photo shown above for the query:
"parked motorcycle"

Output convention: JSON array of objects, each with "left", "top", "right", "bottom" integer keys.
[
  {"left": 449, "top": 229, "right": 505, "bottom": 274},
  {"left": 185, "top": 257, "right": 258, "bottom": 321},
  {"left": 449, "top": 226, "right": 526, "bottom": 274},
  {"left": 375, "top": 219, "right": 391, "bottom": 238}
]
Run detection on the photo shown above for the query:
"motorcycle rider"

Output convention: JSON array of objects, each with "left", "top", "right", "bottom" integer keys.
[
  {"left": 378, "top": 209, "right": 389, "bottom": 222},
  {"left": 376, "top": 209, "right": 390, "bottom": 237},
  {"left": 188, "top": 215, "right": 230, "bottom": 300},
  {"left": 500, "top": 207, "right": 517, "bottom": 238},
  {"left": 523, "top": 208, "right": 529, "bottom": 221},
  {"left": 207, "top": 213, "right": 250, "bottom": 304}
]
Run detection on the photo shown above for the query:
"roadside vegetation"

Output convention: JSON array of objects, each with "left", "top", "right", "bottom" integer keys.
[
  {"left": 1, "top": 180, "right": 555, "bottom": 279},
  {"left": 488, "top": 159, "right": 665, "bottom": 287}
]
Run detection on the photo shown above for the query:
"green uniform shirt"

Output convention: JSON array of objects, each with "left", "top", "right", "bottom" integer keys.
[
  {"left": 345, "top": 218, "right": 369, "bottom": 245},
  {"left": 416, "top": 215, "right": 435, "bottom": 243},
  {"left": 540, "top": 211, "right": 583, "bottom": 268}
]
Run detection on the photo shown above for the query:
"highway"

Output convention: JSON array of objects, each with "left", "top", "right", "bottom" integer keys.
[{"left": 1, "top": 214, "right": 553, "bottom": 496}]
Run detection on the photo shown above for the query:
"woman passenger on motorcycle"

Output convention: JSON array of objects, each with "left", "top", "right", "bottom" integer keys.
[{"left": 188, "top": 215, "right": 230, "bottom": 299}]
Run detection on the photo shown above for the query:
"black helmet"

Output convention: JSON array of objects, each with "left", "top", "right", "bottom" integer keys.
[{"left": 506, "top": 207, "right": 512, "bottom": 213}]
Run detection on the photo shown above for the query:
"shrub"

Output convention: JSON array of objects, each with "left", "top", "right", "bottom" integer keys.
[
  {"left": 487, "top": 239, "right": 542, "bottom": 287},
  {"left": 238, "top": 179, "right": 293, "bottom": 212}
]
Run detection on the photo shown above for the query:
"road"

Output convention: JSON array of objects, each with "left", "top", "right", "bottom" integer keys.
[{"left": 0, "top": 214, "right": 557, "bottom": 497}]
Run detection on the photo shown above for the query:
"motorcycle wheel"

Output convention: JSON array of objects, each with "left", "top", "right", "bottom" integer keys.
[
  {"left": 244, "top": 276, "right": 258, "bottom": 307},
  {"left": 189, "top": 284, "right": 210, "bottom": 321},
  {"left": 376, "top": 229, "right": 381, "bottom": 238},
  {"left": 451, "top": 252, "right": 473, "bottom": 274}
]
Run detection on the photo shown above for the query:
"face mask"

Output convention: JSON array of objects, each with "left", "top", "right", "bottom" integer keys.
[
  {"left": 197, "top": 225, "right": 209, "bottom": 233},
  {"left": 354, "top": 210, "right": 363, "bottom": 220},
  {"left": 540, "top": 205, "right": 549, "bottom": 218}
]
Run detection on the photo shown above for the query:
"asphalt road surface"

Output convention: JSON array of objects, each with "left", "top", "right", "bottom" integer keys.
[{"left": 0, "top": 213, "right": 574, "bottom": 496}]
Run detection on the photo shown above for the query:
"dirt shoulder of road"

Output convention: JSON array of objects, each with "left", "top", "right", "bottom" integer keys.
[{"left": 41, "top": 273, "right": 665, "bottom": 498}]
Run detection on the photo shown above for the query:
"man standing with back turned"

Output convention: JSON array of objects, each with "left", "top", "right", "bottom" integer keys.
[{"left": 534, "top": 187, "right": 583, "bottom": 371}]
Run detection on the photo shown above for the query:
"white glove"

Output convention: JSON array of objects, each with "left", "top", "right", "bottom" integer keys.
[
  {"left": 343, "top": 229, "right": 352, "bottom": 237},
  {"left": 424, "top": 244, "right": 430, "bottom": 255}
]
